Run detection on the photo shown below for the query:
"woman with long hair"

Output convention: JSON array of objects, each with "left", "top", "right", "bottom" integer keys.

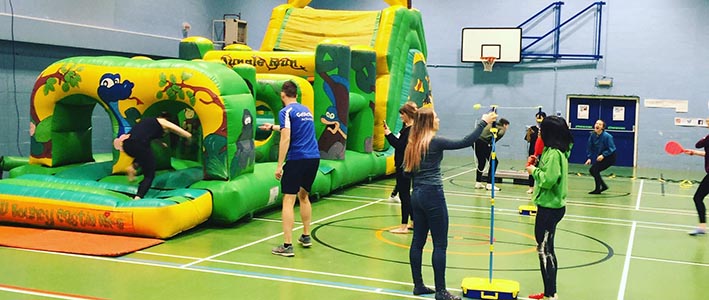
[
  {"left": 526, "top": 115, "right": 573, "bottom": 300},
  {"left": 404, "top": 107, "right": 496, "bottom": 300},
  {"left": 384, "top": 101, "right": 418, "bottom": 233}
]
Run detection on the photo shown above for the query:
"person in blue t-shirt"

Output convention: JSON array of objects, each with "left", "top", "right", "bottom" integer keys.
[
  {"left": 260, "top": 80, "right": 320, "bottom": 257},
  {"left": 585, "top": 119, "right": 616, "bottom": 194}
]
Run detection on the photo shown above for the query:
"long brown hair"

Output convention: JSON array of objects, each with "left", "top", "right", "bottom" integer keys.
[
  {"left": 399, "top": 101, "right": 417, "bottom": 121},
  {"left": 404, "top": 107, "right": 437, "bottom": 172}
]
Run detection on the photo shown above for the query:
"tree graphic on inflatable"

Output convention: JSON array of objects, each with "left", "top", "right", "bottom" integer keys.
[
  {"left": 156, "top": 71, "right": 233, "bottom": 180},
  {"left": 29, "top": 63, "right": 84, "bottom": 158}
]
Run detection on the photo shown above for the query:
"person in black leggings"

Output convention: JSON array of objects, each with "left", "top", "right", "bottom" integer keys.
[
  {"left": 122, "top": 114, "right": 192, "bottom": 199},
  {"left": 384, "top": 101, "right": 417, "bottom": 233},
  {"left": 683, "top": 134, "right": 709, "bottom": 236},
  {"left": 404, "top": 107, "right": 496, "bottom": 300},
  {"left": 526, "top": 115, "right": 573, "bottom": 300}
]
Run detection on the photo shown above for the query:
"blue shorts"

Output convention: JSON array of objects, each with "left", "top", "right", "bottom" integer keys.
[{"left": 281, "top": 158, "right": 320, "bottom": 194}]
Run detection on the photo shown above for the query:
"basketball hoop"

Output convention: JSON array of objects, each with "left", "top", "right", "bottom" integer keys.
[{"left": 481, "top": 56, "right": 496, "bottom": 72}]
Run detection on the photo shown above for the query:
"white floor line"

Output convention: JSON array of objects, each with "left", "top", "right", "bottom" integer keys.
[
  {"left": 635, "top": 179, "right": 644, "bottom": 210},
  {"left": 617, "top": 221, "right": 636, "bottom": 300},
  {"left": 0, "top": 286, "right": 91, "bottom": 300},
  {"left": 179, "top": 198, "right": 386, "bottom": 268}
]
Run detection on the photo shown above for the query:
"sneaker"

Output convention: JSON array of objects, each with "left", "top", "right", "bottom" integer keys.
[
  {"left": 388, "top": 195, "right": 401, "bottom": 203},
  {"left": 297, "top": 235, "right": 312, "bottom": 247},
  {"left": 485, "top": 184, "right": 501, "bottom": 191},
  {"left": 434, "top": 290, "right": 461, "bottom": 300},
  {"left": 526, "top": 187, "right": 534, "bottom": 194},
  {"left": 412, "top": 286, "right": 435, "bottom": 295},
  {"left": 529, "top": 293, "right": 545, "bottom": 300},
  {"left": 271, "top": 244, "right": 294, "bottom": 257},
  {"left": 588, "top": 190, "right": 601, "bottom": 194},
  {"left": 688, "top": 228, "right": 706, "bottom": 236},
  {"left": 389, "top": 228, "right": 409, "bottom": 234},
  {"left": 474, "top": 182, "right": 485, "bottom": 189}
]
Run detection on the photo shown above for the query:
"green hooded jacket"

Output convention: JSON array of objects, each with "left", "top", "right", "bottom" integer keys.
[{"left": 531, "top": 147, "right": 569, "bottom": 209}]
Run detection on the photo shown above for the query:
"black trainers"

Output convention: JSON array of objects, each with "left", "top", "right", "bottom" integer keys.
[
  {"left": 298, "top": 234, "right": 312, "bottom": 247},
  {"left": 271, "top": 244, "right": 294, "bottom": 257},
  {"left": 435, "top": 290, "right": 461, "bottom": 300},
  {"left": 413, "top": 286, "right": 435, "bottom": 295}
]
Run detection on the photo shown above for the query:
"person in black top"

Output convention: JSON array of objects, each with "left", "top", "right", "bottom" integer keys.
[
  {"left": 404, "top": 107, "right": 496, "bottom": 300},
  {"left": 384, "top": 101, "right": 417, "bottom": 234},
  {"left": 473, "top": 118, "right": 510, "bottom": 191},
  {"left": 525, "top": 111, "right": 546, "bottom": 194},
  {"left": 122, "top": 114, "right": 192, "bottom": 199},
  {"left": 683, "top": 133, "right": 709, "bottom": 236}
]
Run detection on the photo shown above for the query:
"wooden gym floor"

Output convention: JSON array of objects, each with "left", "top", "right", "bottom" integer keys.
[{"left": 0, "top": 156, "right": 706, "bottom": 300}]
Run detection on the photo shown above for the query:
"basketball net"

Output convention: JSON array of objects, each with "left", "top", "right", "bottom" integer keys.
[{"left": 481, "top": 56, "right": 496, "bottom": 72}]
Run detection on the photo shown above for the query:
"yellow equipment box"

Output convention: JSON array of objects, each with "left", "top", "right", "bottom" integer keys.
[{"left": 461, "top": 277, "right": 520, "bottom": 299}]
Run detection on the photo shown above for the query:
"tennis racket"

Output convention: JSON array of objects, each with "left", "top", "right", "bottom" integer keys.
[{"left": 664, "top": 141, "right": 685, "bottom": 155}]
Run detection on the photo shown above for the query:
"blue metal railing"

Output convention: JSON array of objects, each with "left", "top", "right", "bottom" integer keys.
[{"left": 518, "top": 1, "right": 606, "bottom": 60}]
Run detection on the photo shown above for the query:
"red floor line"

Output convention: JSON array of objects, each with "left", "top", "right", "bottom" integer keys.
[{"left": 0, "top": 283, "right": 106, "bottom": 300}]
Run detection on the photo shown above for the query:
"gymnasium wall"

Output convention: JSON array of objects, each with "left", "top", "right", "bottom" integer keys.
[
  {"left": 2, "top": 0, "right": 709, "bottom": 173},
  {"left": 307, "top": 0, "right": 709, "bottom": 172}
]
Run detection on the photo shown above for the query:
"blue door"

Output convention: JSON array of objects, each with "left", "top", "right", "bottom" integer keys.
[{"left": 567, "top": 95, "right": 638, "bottom": 167}]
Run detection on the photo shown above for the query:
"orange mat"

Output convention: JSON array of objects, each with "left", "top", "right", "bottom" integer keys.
[{"left": 0, "top": 225, "right": 163, "bottom": 257}]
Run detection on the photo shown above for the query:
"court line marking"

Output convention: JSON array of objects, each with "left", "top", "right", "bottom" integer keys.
[
  {"left": 0, "top": 283, "right": 105, "bottom": 300},
  {"left": 617, "top": 221, "right": 636, "bottom": 300},
  {"left": 326, "top": 191, "right": 697, "bottom": 231},
  {"left": 635, "top": 179, "right": 644, "bottom": 210},
  {"left": 1, "top": 165, "right": 698, "bottom": 299},
  {"left": 179, "top": 197, "right": 387, "bottom": 268},
  {"left": 2, "top": 247, "right": 428, "bottom": 299},
  {"left": 633, "top": 256, "right": 709, "bottom": 267}
]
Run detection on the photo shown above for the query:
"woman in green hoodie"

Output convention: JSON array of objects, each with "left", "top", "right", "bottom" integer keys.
[{"left": 525, "top": 115, "right": 573, "bottom": 300}]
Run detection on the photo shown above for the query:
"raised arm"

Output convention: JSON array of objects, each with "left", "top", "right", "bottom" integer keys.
[{"left": 157, "top": 118, "right": 192, "bottom": 139}]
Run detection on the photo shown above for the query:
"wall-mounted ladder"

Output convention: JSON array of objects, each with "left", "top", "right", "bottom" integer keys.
[{"left": 518, "top": 1, "right": 606, "bottom": 60}]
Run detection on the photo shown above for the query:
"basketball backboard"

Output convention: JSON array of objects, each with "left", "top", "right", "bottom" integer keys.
[{"left": 461, "top": 28, "right": 522, "bottom": 63}]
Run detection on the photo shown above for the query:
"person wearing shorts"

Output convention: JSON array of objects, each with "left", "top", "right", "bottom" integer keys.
[{"left": 260, "top": 80, "right": 320, "bottom": 257}]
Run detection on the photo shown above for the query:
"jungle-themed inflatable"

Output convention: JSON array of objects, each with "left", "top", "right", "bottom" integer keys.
[{"left": 0, "top": 0, "right": 434, "bottom": 238}]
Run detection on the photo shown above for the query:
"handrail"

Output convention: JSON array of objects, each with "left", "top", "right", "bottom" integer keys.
[{"left": 518, "top": 1, "right": 606, "bottom": 60}]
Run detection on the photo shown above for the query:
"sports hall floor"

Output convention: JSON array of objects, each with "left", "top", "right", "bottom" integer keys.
[{"left": 0, "top": 156, "right": 706, "bottom": 300}]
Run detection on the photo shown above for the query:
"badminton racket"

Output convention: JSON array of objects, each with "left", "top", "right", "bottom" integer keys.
[{"left": 664, "top": 141, "right": 685, "bottom": 155}]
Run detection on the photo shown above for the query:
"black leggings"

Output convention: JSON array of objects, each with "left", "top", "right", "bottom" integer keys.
[
  {"left": 474, "top": 139, "right": 497, "bottom": 183},
  {"left": 693, "top": 174, "right": 709, "bottom": 224},
  {"left": 589, "top": 153, "right": 616, "bottom": 190},
  {"left": 535, "top": 206, "right": 566, "bottom": 298},
  {"left": 123, "top": 139, "right": 156, "bottom": 198},
  {"left": 395, "top": 169, "right": 412, "bottom": 224}
]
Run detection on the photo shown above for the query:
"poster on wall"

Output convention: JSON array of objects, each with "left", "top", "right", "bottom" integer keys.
[
  {"left": 612, "top": 106, "right": 625, "bottom": 121},
  {"left": 577, "top": 104, "right": 589, "bottom": 120}
]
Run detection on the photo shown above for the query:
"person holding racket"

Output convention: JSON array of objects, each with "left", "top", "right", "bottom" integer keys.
[
  {"left": 682, "top": 136, "right": 709, "bottom": 236},
  {"left": 585, "top": 119, "right": 616, "bottom": 194}
]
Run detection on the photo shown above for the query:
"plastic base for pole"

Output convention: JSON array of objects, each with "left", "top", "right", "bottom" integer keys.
[
  {"left": 518, "top": 205, "right": 537, "bottom": 216},
  {"left": 461, "top": 277, "right": 520, "bottom": 299}
]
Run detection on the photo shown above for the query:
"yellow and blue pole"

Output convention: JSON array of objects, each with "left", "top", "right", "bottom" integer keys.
[{"left": 488, "top": 105, "right": 498, "bottom": 283}]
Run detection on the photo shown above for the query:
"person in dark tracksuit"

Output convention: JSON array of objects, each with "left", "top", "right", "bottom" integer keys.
[
  {"left": 384, "top": 101, "right": 417, "bottom": 234},
  {"left": 123, "top": 115, "right": 192, "bottom": 199},
  {"left": 585, "top": 119, "right": 616, "bottom": 194}
]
